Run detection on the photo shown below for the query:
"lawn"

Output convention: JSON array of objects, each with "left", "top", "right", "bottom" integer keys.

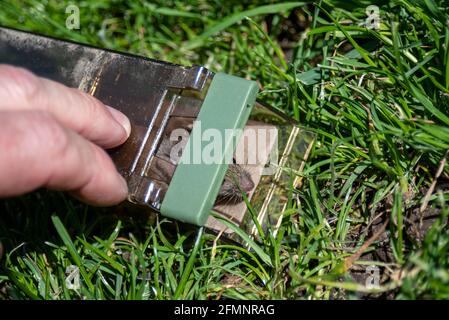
[{"left": 1, "top": 0, "right": 449, "bottom": 299}]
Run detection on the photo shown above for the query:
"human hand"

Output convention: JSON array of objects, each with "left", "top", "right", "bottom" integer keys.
[{"left": 0, "top": 64, "right": 131, "bottom": 206}]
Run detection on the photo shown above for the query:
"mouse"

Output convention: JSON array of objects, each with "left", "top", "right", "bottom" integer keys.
[
  {"left": 215, "top": 162, "right": 255, "bottom": 204},
  {"left": 154, "top": 116, "right": 255, "bottom": 205}
]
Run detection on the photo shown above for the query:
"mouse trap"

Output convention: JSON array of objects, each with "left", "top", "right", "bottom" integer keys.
[{"left": 0, "top": 27, "right": 314, "bottom": 242}]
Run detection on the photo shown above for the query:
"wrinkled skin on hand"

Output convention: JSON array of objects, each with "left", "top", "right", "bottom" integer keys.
[{"left": 0, "top": 64, "right": 131, "bottom": 206}]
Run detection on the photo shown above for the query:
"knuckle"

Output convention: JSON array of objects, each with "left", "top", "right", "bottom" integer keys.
[
  {"left": 77, "top": 93, "right": 128, "bottom": 149},
  {"left": 80, "top": 91, "right": 104, "bottom": 116},
  {"left": 0, "top": 65, "right": 41, "bottom": 101},
  {"left": 28, "top": 111, "right": 71, "bottom": 159},
  {"left": 76, "top": 92, "right": 106, "bottom": 134}
]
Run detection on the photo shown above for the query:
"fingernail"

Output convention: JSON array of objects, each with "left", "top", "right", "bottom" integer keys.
[
  {"left": 106, "top": 106, "right": 131, "bottom": 138},
  {"left": 118, "top": 174, "right": 129, "bottom": 197}
]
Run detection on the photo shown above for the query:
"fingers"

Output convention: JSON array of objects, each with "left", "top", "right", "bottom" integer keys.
[
  {"left": 0, "top": 64, "right": 131, "bottom": 149},
  {"left": 0, "top": 110, "right": 128, "bottom": 206}
]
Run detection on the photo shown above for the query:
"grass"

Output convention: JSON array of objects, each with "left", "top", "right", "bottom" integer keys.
[{"left": 1, "top": 0, "right": 449, "bottom": 299}]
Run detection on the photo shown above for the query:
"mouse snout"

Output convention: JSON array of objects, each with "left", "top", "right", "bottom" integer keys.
[{"left": 240, "top": 174, "right": 255, "bottom": 192}]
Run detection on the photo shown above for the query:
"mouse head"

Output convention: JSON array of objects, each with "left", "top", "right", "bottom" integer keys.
[{"left": 216, "top": 162, "right": 255, "bottom": 205}]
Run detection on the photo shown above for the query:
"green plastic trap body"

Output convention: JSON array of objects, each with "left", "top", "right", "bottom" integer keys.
[
  {"left": 0, "top": 27, "right": 313, "bottom": 236},
  {"left": 161, "top": 74, "right": 258, "bottom": 225}
]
